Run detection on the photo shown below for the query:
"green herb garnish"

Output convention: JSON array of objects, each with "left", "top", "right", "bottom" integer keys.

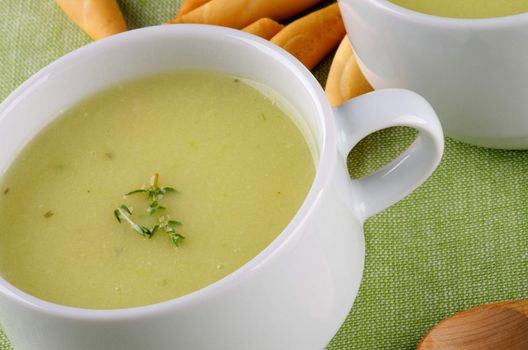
[
  {"left": 114, "top": 174, "right": 184, "bottom": 246},
  {"left": 126, "top": 174, "right": 177, "bottom": 202}
]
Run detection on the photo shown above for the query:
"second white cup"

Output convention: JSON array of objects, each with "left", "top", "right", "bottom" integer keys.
[{"left": 339, "top": 0, "right": 528, "bottom": 149}]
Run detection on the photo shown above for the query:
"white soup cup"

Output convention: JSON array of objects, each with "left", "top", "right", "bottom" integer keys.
[
  {"left": 0, "top": 25, "right": 443, "bottom": 350},
  {"left": 339, "top": 0, "right": 528, "bottom": 149}
]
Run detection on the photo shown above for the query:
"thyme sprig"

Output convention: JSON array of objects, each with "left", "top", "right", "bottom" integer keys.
[
  {"left": 126, "top": 173, "right": 176, "bottom": 202},
  {"left": 114, "top": 174, "right": 184, "bottom": 246},
  {"left": 152, "top": 219, "right": 184, "bottom": 246},
  {"left": 114, "top": 205, "right": 152, "bottom": 237}
]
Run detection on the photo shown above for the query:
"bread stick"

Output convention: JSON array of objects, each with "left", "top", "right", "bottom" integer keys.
[
  {"left": 325, "top": 36, "right": 373, "bottom": 106},
  {"left": 167, "top": 0, "right": 323, "bottom": 29},
  {"left": 176, "top": 0, "right": 210, "bottom": 19},
  {"left": 242, "top": 18, "right": 283, "bottom": 40},
  {"left": 270, "top": 3, "right": 345, "bottom": 70},
  {"left": 56, "top": 0, "right": 127, "bottom": 40}
]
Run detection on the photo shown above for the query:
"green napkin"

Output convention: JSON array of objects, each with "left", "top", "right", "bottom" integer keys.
[{"left": 1, "top": 1, "right": 527, "bottom": 349}]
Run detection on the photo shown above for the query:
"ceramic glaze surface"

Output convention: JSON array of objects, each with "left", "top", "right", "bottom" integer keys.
[
  {"left": 339, "top": 0, "right": 528, "bottom": 149},
  {"left": 0, "top": 25, "right": 443, "bottom": 350}
]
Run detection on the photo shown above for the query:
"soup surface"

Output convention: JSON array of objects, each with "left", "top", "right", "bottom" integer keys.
[
  {"left": 0, "top": 72, "right": 315, "bottom": 309},
  {"left": 389, "top": 0, "right": 528, "bottom": 18}
]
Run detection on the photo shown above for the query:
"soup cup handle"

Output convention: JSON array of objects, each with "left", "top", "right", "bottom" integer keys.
[{"left": 334, "top": 88, "right": 444, "bottom": 219}]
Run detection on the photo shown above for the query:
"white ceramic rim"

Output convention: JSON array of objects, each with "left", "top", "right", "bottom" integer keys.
[
  {"left": 0, "top": 25, "right": 338, "bottom": 320},
  {"left": 365, "top": 0, "right": 528, "bottom": 28}
]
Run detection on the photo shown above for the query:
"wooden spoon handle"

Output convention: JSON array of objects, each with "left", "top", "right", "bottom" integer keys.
[{"left": 417, "top": 301, "right": 528, "bottom": 350}]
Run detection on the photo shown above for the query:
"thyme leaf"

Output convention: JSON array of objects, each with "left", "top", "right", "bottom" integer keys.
[
  {"left": 114, "top": 209, "right": 121, "bottom": 223},
  {"left": 126, "top": 189, "right": 147, "bottom": 196},
  {"left": 114, "top": 174, "right": 185, "bottom": 246},
  {"left": 167, "top": 231, "right": 185, "bottom": 246}
]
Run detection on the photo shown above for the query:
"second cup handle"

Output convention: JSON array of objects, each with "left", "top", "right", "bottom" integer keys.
[{"left": 334, "top": 89, "right": 444, "bottom": 220}]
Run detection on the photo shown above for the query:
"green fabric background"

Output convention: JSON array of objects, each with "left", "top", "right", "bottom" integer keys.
[{"left": 0, "top": 1, "right": 527, "bottom": 349}]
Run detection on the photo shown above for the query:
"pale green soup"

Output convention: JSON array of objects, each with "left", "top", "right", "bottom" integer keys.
[
  {"left": 0, "top": 72, "right": 315, "bottom": 309},
  {"left": 389, "top": 0, "right": 528, "bottom": 19}
]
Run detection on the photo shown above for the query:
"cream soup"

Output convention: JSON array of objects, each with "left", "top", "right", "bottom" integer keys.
[
  {"left": 389, "top": 0, "right": 528, "bottom": 19},
  {"left": 0, "top": 72, "right": 315, "bottom": 309}
]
